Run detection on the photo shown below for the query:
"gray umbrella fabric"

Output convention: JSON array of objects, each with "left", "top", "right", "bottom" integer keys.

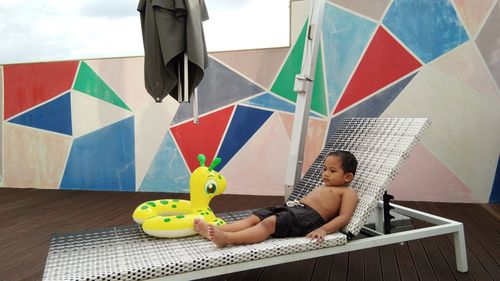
[{"left": 138, "top": 0, "right": 209, "bottom": 103}]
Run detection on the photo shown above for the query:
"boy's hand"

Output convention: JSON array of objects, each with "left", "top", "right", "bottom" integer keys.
[{"left": 306, "top": 228, "right": 327, "bottom": 243}]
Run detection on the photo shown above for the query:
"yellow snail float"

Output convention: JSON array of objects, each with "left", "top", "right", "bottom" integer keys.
[{"left": 133, "top": 154, "right": 227, "bottom": 238}]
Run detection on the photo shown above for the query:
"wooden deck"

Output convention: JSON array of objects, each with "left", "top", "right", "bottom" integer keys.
[{"left": 0, "top": 188, "right": 498, "bottom": 281}]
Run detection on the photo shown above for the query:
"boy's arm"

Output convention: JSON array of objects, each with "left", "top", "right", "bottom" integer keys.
[
  {"left": 306, "top": 190, "right": 358, "bottom": 242},
  {"left": 321, "top": 190, "right": 358, "bottom": 234}
]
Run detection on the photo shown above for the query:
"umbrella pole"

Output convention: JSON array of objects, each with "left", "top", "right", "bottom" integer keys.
[
  {"left": 193, "top": 88, "right": 199, "bottom": 124},
  {"left": 183, "top": 53, "right": 199, "bottom": 124},
  {"left": 284, "top": 0, "right": 325, "bottom": 200},
  {"left": 177, "top": 61, "right": 182, "bottom": 103},
  {"left": 184, "top": 53, "right": 189, "bottom": 102}
]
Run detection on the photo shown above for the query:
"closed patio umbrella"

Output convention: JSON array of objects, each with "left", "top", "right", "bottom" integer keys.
[{"left": 138, "top": 0, "right": 209, "bottom": 107}]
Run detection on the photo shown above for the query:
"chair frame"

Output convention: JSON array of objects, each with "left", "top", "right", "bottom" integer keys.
[
  {"left": 149, "top": 200, "right": 468, "bottom": 281},
  {"left": 42, "top": 117, "right": 469, "bottom": 281}
]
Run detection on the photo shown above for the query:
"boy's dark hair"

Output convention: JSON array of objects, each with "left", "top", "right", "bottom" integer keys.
[{"left": 327, "top": 150, "right": 358, "bottom": 176}]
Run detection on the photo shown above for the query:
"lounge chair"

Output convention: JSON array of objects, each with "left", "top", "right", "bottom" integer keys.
[{"left": 42, "top": 117, "right": 468, "bottom": 281}]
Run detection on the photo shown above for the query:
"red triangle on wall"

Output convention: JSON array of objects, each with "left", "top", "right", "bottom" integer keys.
[
  {"left": 3, "top": 61, "right": 79, "bottom": 120},
  {"left": 171, "top": 106, "right": 234, "bottom": 172},
  {"left": 333, "top": 26, "right": 421, "bottom": 114}
]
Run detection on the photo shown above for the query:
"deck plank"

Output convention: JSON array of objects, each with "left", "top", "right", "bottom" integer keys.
[
  {"left": 0, "top": 188, "right": 498, "bottom": 281},
  {"left": 397, "top": 202, "right": 439, "bottom": 281},
  {"left": 380, "top": 245, "right": 401, "bottom": 281},
  {"left": 258, "top": 264, "right": 283, "bottom": 281},
  {"left": 412, "top": 202, "right": 458, "bottom": 281},
  {"left": 329, "top": 252, "right": 348, "bottom": 281},
  {"left": 394, "top": 243, "right": 419, "bottom": 281},
  {"left": 311, "top": 255, "right": 333, "bottom": 281},
  {"left": 364, "top": 247, "right": 382, "bottom": 281},
  {"left": 347, "top": 250, "right": 364, "bottom": 281},
  {"left": 276, "top": 260, "right": 300, "bottom": 281},
  {"left": 429, "top": 202, "right": 493, "bottom": 281},
  {"left": 462, "top": 204, "right": 500, "bottom": 254},
  {"left": 437, "top": 203, "right": 498, "bottom": 281},
  {"left": 422, "top": 202, "right": 475, "bottom": 281},
  {"left": 292, "top": 258, "right": 317, "bottom": 281}
]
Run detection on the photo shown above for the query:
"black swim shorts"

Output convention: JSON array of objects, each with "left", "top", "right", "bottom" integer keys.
[{"left": 252, "top": 204, "right": 325, "bottom": 238}]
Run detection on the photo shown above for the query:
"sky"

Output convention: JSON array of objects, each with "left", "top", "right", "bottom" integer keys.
[{"left": 0, "top": 0, "right": 290, "bottom": 65}]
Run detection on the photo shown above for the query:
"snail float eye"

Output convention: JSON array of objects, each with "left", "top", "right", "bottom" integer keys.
[{"left": 205, "top": 179, "right": 217, "bottom": 194}]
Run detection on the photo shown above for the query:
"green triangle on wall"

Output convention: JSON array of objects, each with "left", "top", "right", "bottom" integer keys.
[
  {"left": 73, "top": 62, "right": 131, "bottom": 111},
  {"left": 270, "top": 20, "right": 327, "bottom": 116},
  {"left": 311, "top": 46, "right": 327, "bottom": 116},
  {"left": 271, "top": 20, "right": 308, "bottom": 103}
]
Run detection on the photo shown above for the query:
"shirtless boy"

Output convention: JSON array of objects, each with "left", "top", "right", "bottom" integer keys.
[{"left": 194, "top": 150, "right": 358, "bottom": 247}]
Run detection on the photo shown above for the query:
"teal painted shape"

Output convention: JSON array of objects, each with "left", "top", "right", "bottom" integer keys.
[
  {"left": 8, "top": 92, "right": 72, "bottom": 135},
  {"left": 244, "top": 92, "right": 324, "bottom": 118},
  {"left": 310, "top": 111, "right": 323, "bottom": 118},
  {"left": 140, "top": 131, "right": 191, "bottom": 193},
  {"left": 383, "top": 0, "right": 469, "bottom": 63},
  {"left": 327, "top": 73, "right": 417, "bottom": 137},
  {"left": 243, "top": 92, "right": 296, "bottom": 113},
  {"left": 60, "top": 117, "right": 135, "bottom": 191},
  {"left": 323, "top": 4, "right": 377, "bottom": 113}
]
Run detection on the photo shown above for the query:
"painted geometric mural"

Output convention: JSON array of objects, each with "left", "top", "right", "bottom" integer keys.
[
  {"left": 0, "top": 66, "right": 3, "bottom": 180},
  {"left": 60, "top": 117, "right": 135, "bottom": 191},
  {"left": 322, "top": 3, "right": 377, "bottom": 113},
  {"left": 172, "top": 58, "right": 264, "bottom": 124},
  {"left": 3, "top": 61, "right": 79, "bottom": 120},
  {"left": 171, "top": 106, "right": 234, "bottom": 173},
  {"left": 140, "top": 130, "right": 190, "bottom": 193},
  {"left": 383, "top": 0, "right": 469, "bottom": 63},
  {"left": 1, "top": 0, "right": 499, "bottom": 203},
  {"left": 9, "top": 92, "right": 73, "bottom": 136},
  {"left": 271, "top": 20, "right": 328, "bottom": 116}
]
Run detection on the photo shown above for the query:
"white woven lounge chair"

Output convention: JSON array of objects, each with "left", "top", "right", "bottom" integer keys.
[{"left": 42, "top": 117, "right": 468, "bottom": 281}]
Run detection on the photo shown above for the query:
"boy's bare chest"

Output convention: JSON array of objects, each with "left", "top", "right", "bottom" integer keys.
[
  {"left": 310, "top": 187, "right": 343, "bottom": 199},
  {"left": 301, "top": 187, "right": 343, "bottom": 219}
]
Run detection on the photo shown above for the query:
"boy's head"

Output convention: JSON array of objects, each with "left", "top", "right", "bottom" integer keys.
[{"left": 322, "top": 150, "right": 358, "bottom": 187}]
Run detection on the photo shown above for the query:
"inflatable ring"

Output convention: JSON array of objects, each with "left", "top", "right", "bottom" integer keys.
[{"left": 133, "top": 154, "right": 227, "bottom": 238}]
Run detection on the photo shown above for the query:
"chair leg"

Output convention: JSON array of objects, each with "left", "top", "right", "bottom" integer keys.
[
  {"left": 453, "top": 223, "right": 468, "bottom": 273},
  {"left": 374, "top": 205, "right": 384, "bottom": 233},
  {"left": 383, "top": 192, "right": 395, "bottom": 234}
]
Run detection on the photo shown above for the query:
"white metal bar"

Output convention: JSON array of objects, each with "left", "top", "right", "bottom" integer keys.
[
  {"left": 453, "top": 223, "right": 468, "bottom": 272},
  {"left": 284, "top": 0, "right": 325, "bottom": 200},
  {"left": 184, "top": 53, "right": 189, "bottom": 102},
  {"left": 150, "top": 221, "right": 467, "bottom": 281},
  {"left": 374, "top": 205, "right": 384, "bottom": 233},
  {"left": 361, "top": 226, "right": 384, "bottom": 236},
  {"left": 177, "top": 61, "right": 182, "bottom": 103},
  {"left": 385, "top": 202, "right": 459, "bottom": 225},
  {"left": 193, "top": 88, "right": 199, "bottom": 124},
  {"left": 385, "top": 201, "right": 468, "bottom": 272}
]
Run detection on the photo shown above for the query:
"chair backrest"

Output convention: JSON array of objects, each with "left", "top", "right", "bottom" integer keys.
[{"left": 288, "top": 118, "right": 430, "bottom": 237}]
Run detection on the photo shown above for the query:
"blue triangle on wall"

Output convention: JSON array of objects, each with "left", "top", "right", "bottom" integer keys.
[
  {"left": 8, "top": 92, "right": 72, "bottom": 135},
  {"left": 490, "top": 154, "right": 500, "bottom": 203},
  {"left": 217, "top": 105, "right": 273, "bottom": 170},
  {"left": 60, "top": 117, "right": 135, "bottom": 191},
  {"left": 140, "top": 131, "right": 191, "bottom": 193}
]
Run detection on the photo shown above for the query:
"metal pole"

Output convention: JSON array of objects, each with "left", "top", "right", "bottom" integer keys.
[
  {"left": 184, "top": 53, "right": 189, "bottom": 102},
  {"left": 284, "top": 0, "right": 325, "bottom": 200}
]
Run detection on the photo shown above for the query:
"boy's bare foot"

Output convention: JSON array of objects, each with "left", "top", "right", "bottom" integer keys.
[
  {"left": 193, "top": 218, "right": 210, "bottom": 239},
  {"left": 208, "top": 224, "right": 229, "bottom": 248}
]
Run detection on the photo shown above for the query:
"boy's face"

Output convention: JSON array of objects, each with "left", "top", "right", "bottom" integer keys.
[{"left": 322, "top": 155, "right": 353, "bottom": 187}]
